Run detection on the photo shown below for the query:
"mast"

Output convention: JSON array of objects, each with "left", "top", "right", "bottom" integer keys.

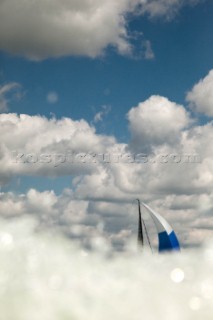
[{"left": 137, "top": 199, "right": 143, "bottom": 248}]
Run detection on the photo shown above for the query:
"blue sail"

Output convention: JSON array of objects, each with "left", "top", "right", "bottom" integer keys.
[{"left": 141, "top": 203, "right": 180, "bottom": 252}]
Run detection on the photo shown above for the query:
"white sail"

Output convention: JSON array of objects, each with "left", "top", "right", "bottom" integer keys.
[{"left": 141, "top": 202, "right": 180, "bottom": 252}]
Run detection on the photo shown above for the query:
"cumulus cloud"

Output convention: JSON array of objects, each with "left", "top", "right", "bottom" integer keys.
[
  {"left": 0, "top": 0, "right": 137, "bottom": 60},
  {"left": 0, "top": 86, "right": 213, "bottom": 248},
  {"left": 70, "top": 93, "right": 213, "bottom": 248},
  {"left": 0, "top": 0, "right": 204, "bottom": 60},
  {"left": 0, "top": 113, "right": 115, "bottom": 185},
  {"left": 70, "top": 127, "right": 213, "bottom": 249},
  {"left": 186, "top": 70, "right": 213, "bottom": 117},
  {"left": 0, "top": 189, "right": 136, "bottom": 251},
  {"left": 0, "top": 184, "right": 212, "bottom": 250},
  {"left": 128, "top": 95, "right": 190, "bottom": 153},
  {"left": 0, "top": 103, "right": 212, "bottom": 250},
  {"left": 0, "top": 82, "right": 21, "bottom": 112}
]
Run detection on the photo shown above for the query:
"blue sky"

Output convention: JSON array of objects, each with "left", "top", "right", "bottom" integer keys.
[
  {"left": 1, "top": 1, "right": 213, "bottom": 131},
  {"left": 1, "top": 0, "right": 212, "bottom": 193},
  {"left": 0, "top": 0, "right": 213, "bottom": 248}
]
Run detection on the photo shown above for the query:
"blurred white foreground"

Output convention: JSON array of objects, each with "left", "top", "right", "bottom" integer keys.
[{"left": 0, "top": 218, "right": 213, "bottom": 320}]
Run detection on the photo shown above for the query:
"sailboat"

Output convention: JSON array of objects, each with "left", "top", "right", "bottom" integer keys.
[{"left": 137, "top": 200, "right": 180, "bottom": 252}]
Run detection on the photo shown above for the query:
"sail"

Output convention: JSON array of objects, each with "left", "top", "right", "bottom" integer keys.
[{"left": 141, "top": 202, "right": 180, "bottom": 252}]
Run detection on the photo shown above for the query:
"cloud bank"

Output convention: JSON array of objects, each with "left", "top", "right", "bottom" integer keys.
[
  {"left": 1, "top": 218, "right": 213, "bottom": 320},
  {"left": 1, "top": 71, "right": 213, "bottom": 249}
]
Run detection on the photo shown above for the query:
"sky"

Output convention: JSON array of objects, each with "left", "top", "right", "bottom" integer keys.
[{"left": 0, "top": 0, "right": 213, "bottom": 251}]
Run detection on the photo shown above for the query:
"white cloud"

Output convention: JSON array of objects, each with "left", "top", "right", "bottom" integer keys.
[
  {"left": 0, "top": 0, "right": 137, "bottom": 60},
  {"left": 0, "top": 189, "right": 136, "bottom": 250},
  {"left": 70, "top": 93, "right": 213, "bottom": 248},
  {"left": 0, "top": 85, "right": 213, "bottom": 248},
  {"left": 186, "top": 70, "right": 213, "bottom": 117},
  {"left": 0, "top": 0, "right": 203, "bottom": 60},
  {"left": 0, "top": 82, "right": 20, "bottom": 112},
  {"left": 0, "top": 184, "right": 212, "bottom": 249},
  {"left": 140, "top": 0, "right": 201, "bottom": 19},
  {"left": 127, "top": 95, "right": 190, "bottom": 153},
  {"left": 141, "top": 0, "right": 182, "bottom": 18},
  {"left": 142, "top": 40, "right": 155, "bottom": 60},
  {"left": 93, "top": 105, "right": 111, "bottom": 123},
  {"left": 0, "top": 216, "right": 213, "bottom": 320},
  {"left": 0, "top": 113, "right": 116, "bottom": 185}
]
